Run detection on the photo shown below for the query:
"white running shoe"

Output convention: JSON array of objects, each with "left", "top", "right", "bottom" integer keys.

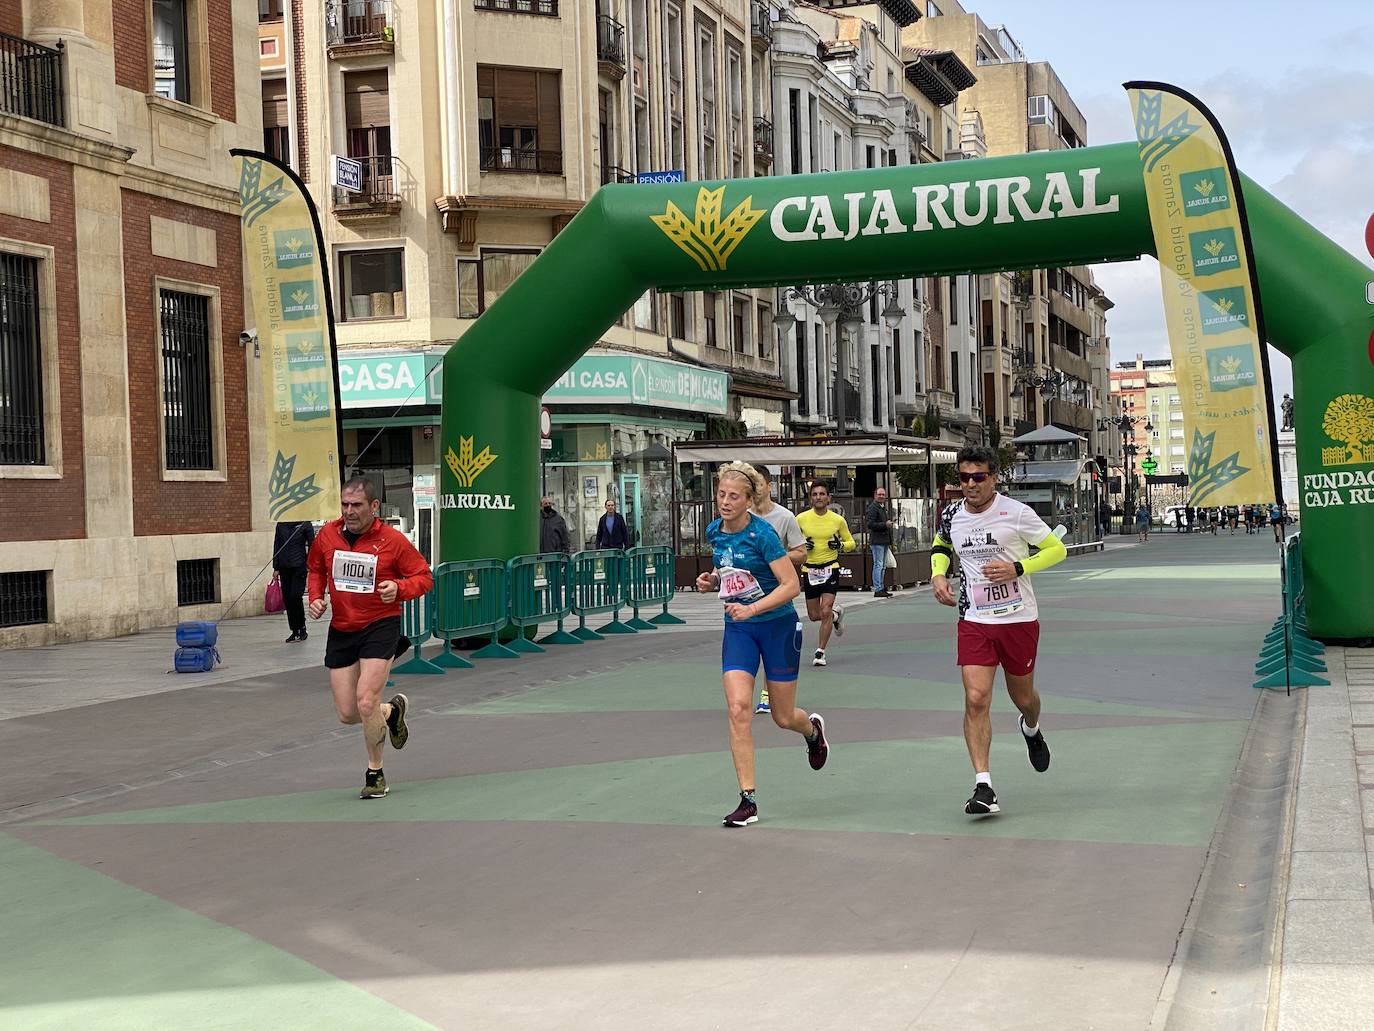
[
  {"left": 832, "top": 606, "right": 845, "bottom": 637},
  {"left": 812, "top": 648, "right": 827, "bottom": 667}
]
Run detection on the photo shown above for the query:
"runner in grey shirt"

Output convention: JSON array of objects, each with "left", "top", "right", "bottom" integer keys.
[{"left": 752, "top": 466, "right": 804, "bottom": 713}]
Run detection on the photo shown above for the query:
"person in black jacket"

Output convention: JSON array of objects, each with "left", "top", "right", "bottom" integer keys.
[
  {"left": 595, "top": 499, "right": 630, "bottom": 550},
  {"left": 273, "top": 519, "right": 316, "bottom": 642},
  {"left": 866, "top": 487, "right": 894, "bottom": 598},
  {"left": 539, "top": 496, "right": 570, "bottom": 554}
]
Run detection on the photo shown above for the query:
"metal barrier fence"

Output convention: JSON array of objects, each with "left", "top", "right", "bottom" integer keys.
[
  {"left": 1254, "top": 533, "right": 1327, "bottom": 690},
  {"left": 389, "top": 548, "right": 682, "bottom": 675},
  {"left": 508, "top": 553, "right": 580, "bottom": 649},
  {"left": 568, "top": 549, "right": 634, "bottom": 639},
  {"left": 623, "top": 546, "right": 684, "bottom": 629}
]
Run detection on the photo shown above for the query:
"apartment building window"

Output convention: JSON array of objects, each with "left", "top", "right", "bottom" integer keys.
[
  {"left": 795, "top": 322, "right": 809, "bottom": 415},
  {"left": 262, "top": 78, "right": 290, "bottom": 165},
  {"left": 669, "top": 292, "right": 687, "bottom": 338},
  {"left": 808, "top": 95, "right": 819, "bottom": 173},
  {"left": 726, "top": 41, "right": 744, "bottom": 178},
  {"left": 951, "top": 352, "right": 960, "bottom": 408},
  {"left": 696, "top": 23, "right": 716, "bottom": 178},
  {"left": 478, "top": 66, "right": 564, "bottom": 175},
  {"left": 948, "top": 277, "right": 958, "bottom": 323},
  {"left": 933, "top": 343, "right": 944, "bottom": 390},
  {"left": 0, "top": 252, "right": 45, "bottom": 466},
  {"left": 893, "top": 329, "right": 902, "bottom": 394},
  {"left": 704, "top": 292, "right": 719, "bottom": 348},
  {"left": 666, "top": 4, "right": 685, "bottom": 171},
  {"left": 631, "top": 290, "right": 658, "bottom": 331},
  {"left": 866, "top": 145, "right": 875, "bottom": 169},
  {"left": 787, "top": 89, "right": 801, "bottom": 174},
  {"left": 159, "top": 288, "right": 214, "bottom": 471},
  {"left": 153, "top": 0, "right": 193, "bottom": 104},
  {"left": 757, "top": 305, "right": 772, "bottom": 360},
  {"left": 732, "top": 297, "right": 747, "bottom": 354},
  {"left": 1028, "top": 95, "right": 1050, "bottom": 125},
  {"left": 259, "top": 0, "right": 283, "bottom": 19},
  {"left": 598, "top": 88, "right": 617, "bottom": 182},
  {"left": 341, "top": 248, "right": 405, "bottom": 321},
  {"left": 833, "top": 131, "right": 841, "bottom": 172},
  {"left": 456, "top": 248, "right": 540, "bottom": 317},
  {"left": 344, "top": 70, "right": 391, "bottom": 161},
  {"left": 871, "top": 343, "right": 881, "bottom": 423}
]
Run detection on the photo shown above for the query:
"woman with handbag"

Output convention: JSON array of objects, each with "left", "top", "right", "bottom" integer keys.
[{"left": 273, "top": 520, "right": 316, "bottom": 642}]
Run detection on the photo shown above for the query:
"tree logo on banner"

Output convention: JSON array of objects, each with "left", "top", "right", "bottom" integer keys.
[
  {"left": 446, "top": 436, "right": 499, "bottom": 488},
  {"left": 267, "top": 450, "right": 324, "bottom": 519},
  {"left": 1321, "top": 393, "right": 1374, "bottom": 467},
  {"left": 1186, "top": 428, "right": 1248, "bottom": 505},
  {"left": 237, "top": 157, "right": 289, "bottom": 228},
  {"left": 651, "top": 186, "right": 765, "bottom": 272}
]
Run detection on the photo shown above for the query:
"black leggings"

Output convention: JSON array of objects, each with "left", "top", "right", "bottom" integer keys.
[{"left": 279, "top": 566, "right": 308, "bottom": 633}]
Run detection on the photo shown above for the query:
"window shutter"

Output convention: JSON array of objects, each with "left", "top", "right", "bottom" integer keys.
[
  {"left": 344, "top": 70, "right": 390, "bottom": 127},
  {"left": 262, "top": 78, "right": 288, "bottom": 128},
  {"left": 536, "top": 71, "right": 561, "bottom": 153}
]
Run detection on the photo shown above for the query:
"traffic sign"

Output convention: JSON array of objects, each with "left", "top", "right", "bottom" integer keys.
[{"left": 540, "top": 406, "right": 552, "bottom": 450}]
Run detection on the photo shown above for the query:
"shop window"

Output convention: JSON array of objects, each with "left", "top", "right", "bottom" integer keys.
[{"left": 341, "top": 248, "right": 405, "bottom": 321}]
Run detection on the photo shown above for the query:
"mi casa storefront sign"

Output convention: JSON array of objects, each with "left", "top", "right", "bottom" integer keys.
[
  {"left": 338, "top": 353, "right": 443, "bottom": 408},
  {"left": 544, "top": 353, "right": 729, "bottom": 415}
]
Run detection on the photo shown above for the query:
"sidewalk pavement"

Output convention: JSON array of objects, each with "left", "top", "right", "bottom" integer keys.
[{"left": 1275, "top": 644, "right": 1374, "bottom": 1028}]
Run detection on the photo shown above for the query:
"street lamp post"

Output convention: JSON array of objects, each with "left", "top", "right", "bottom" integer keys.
[
  {"left": 1009, "top": 351, "right": 1066, "bottom": 429},
  {"left": 772, "top": 282, "right": 905, "bottom": 439}
]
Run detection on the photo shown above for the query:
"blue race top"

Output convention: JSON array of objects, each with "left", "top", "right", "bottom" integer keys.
[{"left": 707, "top": 513, "right": 794, "bottom": 623}]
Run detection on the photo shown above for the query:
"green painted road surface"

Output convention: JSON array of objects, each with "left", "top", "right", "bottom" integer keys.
[{"left": 1, "top": 533, "right": 1279, "bottom": 1030}]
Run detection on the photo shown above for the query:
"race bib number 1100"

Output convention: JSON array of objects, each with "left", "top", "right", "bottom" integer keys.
[{"left": 332, "top": 550, "right": 378, "bottom": 594}]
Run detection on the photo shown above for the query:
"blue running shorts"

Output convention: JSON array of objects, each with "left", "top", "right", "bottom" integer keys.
[{"left": 722, "top": 614, "right": 803, "bottom": 682}]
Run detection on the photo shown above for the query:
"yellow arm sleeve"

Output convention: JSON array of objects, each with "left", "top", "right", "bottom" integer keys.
[
  {"left": 839, "top": 519, "right": 856, "bottom": 553},
  {"left": 930, "top": 533, "right": 952, "bottom": 577},
  {"left": 1020, "top": 532, "right": 1067, "bottom": 574}
]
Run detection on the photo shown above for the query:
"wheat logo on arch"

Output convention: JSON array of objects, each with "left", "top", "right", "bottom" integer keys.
[
  {"left": 1321, "top": 393, "right": 1374, "bottom": 467},
  {"left": 651, "top": 186, "right": 766, "bottom": 272},
  {"left": 446, "top": 436, "right": 498, "bottom": 488}
]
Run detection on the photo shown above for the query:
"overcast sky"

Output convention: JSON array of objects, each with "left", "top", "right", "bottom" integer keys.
[{"left": 963, "top": 0, "right": 1374, "bottom": 413}]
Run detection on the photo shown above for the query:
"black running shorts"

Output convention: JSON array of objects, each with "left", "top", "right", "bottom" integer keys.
[
  {"left": 802, "top": 565, "right": 840, "bottom": 599},
  {"left": 324, "top": 616, "right": 408, "bottom": 669}
]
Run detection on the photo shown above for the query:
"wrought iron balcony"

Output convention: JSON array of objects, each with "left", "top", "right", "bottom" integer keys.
[
  {"left": 750, "top": 1, "right": 773, "bottom": 50},
  {"left": 332, "top": 154, "right": 401, "bottom": 221},
  {"left": 600, "top": 164, "right": 634, "bottom": 186},
  {"left": 0, "top": 31, "right": 65, "bottom": 127},
  {"left": 474, "top": 0, "right": 559, "bottom": 14},
  {"left": 753, "top": 116, "right": 773, "bottom": 164},
  {"left": 326, "top": 0, "right": 394, "bottom": 53},
  {"left": 480, "top": 145, "right": 564, "bottom": 175},
  {"left": 596, "top": 15, "right": 626, "bottom": 78}
]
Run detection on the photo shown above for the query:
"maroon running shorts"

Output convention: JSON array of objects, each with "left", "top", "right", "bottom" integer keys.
[{"left": 956, "top": 618, "right": 1041, "bottom": 676}]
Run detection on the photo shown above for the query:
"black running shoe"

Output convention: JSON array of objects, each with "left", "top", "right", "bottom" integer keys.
[
  {"left": 806, "top": 713, "right": 829, "bottom": 770},
  {"left": 964, "top": 782, "right": 999, "bottom": 815},
  {"left": 723, "top": 792, "right": 758, "bottom": 827},
  {"left": 360, "top": 768, "right": 388, "bottom": 799},
  {"left": 386, "top": 693, "right": 409, "bottom": 750},
  {"left": 1020, "top": 715, "right": 1050, "bottom": 772}
]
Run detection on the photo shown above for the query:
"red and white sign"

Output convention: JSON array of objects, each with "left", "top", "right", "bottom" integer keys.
[{"left": 540, "top": 406, "right": 552, "bottom": 450}]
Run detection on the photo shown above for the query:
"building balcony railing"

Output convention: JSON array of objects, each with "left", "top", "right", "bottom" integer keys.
[
  {"left": 752, "top": 115, "right": 773, "bottom": 164},
  {"left": 480, "top": 145, "right": 564, "bottom": 176},
  {"left": 326, "top": 0, "right": 394, "bottom": 54},
  {"left": 474, "top": 0, "right": 559, "bottom": 14},
  {"left": 750, "top": 1, "right": 773, "bottom": 51},
  {"left": 596, "top": 14, "right": 626, "bottom": 78},
  {"left": 0, "top": 31, "right": 65, "bottom": 128},
  {"left": 332, "top": 154, "right": 401, "bottom": 220},
  {"left": 600, "top": 164, "right": 634, "bottom": 186}
]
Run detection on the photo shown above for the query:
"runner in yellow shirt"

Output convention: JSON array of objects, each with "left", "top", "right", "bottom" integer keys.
[{"left": 795, "top": 482, "right": 856, "bottom": 667}]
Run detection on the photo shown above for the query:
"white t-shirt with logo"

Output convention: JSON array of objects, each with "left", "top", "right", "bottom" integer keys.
[
  {"left": 755, "top": 503, "right": 804, "bottom": 554},
  {"left": 940, "top": 493, "right": 1053, "bottom": 625}
]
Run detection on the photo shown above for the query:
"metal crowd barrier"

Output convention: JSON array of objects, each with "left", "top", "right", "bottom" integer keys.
[
  {"left": 568, "top": 549, "right": 634, "bottom": 639},
  {"left": 392, "top": 589, "right": 444, "bottom": 675},
  {"left": 1254, "top": 532, "right": 1327, "bottom": 690},
  {"left": 623, "top": 546, "right": 684, "bottom": 629},
  {"left": 434, "top": 559, "right": 517, "bottom": 662},
  {"left": 508, "top": 553, "right": 580, "bottom": 649}
]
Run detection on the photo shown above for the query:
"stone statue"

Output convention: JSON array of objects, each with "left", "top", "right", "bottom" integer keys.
[{"left": 1280, "top": 393, "right": 1294, "bottom": 432}]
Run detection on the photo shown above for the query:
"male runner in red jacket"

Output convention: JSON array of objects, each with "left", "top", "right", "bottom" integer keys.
[{"left": 308, "top": 476, "right": 433, "bottom": 798}]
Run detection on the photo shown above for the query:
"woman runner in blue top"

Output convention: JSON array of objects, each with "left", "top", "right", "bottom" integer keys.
[{"left": 696, "top": 461, "right": 830, "bottom": 827}]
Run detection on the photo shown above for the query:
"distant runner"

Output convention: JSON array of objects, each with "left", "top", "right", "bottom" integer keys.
[
  {"left": 930, "top": 447, "right": 1067, "bottom": 816},
  {"left": 697, "top": 462, "right": 829, "bottom": 828},
  {"left": 308, "top": 476, "right": 433, "bottom": 799},
  {"left": 795, "top": 482, "right": 856, "bottom": 667},
  {"left": 751, "top": 465, "right": 805, "bottom": 715}
]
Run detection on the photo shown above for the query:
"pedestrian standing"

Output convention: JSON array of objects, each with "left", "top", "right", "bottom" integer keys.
[
  {"left": 752, "top": 466, "right": 806, "bottom": 715},
  {"left": 307, "top": 476, "right": 433, "bottom": 799},
  {"left": 539, "top": 496, "right": 570, "bottom": 554},
  {"left": 1135, "top": 501, "right": 1151, "bottom": 542},
  {"left": 930, "top": 446, "right": 1066, "bottom": 816},
  {"left": 273, "top": 519, "right": 315, "bottom": 643},
  {"left": 696, "top": 461, "right": 828, "bottom": 827},
  {"left": 1185, "top": 506, "right": 1196, "bottom": 534},
  {"left": 594, "top": 499, "right": 630, "bottom": 550},
  {"left": 867, "top": 487, "right": 895, "bottom": 598}
]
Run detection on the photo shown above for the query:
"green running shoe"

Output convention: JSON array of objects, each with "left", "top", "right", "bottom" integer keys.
[
  {"left": 386, "top": 693, "right": 409, "bottom": 750},
  {"left": 360, "top": 769, "right": 388, "bottom": 799}
]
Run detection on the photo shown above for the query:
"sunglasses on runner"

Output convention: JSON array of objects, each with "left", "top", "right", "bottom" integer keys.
[{"left": 958, "top": 471, "right": 991, "bottom": 483}]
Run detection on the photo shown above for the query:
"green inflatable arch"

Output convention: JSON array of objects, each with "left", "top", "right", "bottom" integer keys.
[{"left": 438, "top": 139, "right": 1374, "bottom": 640}]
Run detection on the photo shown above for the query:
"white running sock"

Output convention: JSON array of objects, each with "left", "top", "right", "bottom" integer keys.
[
  {"left": 1021, "top": 720, "right": 1039, "bottom": 737},
  {"left": 975, "top": 772, "right": 992, "bottom": 786}
]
